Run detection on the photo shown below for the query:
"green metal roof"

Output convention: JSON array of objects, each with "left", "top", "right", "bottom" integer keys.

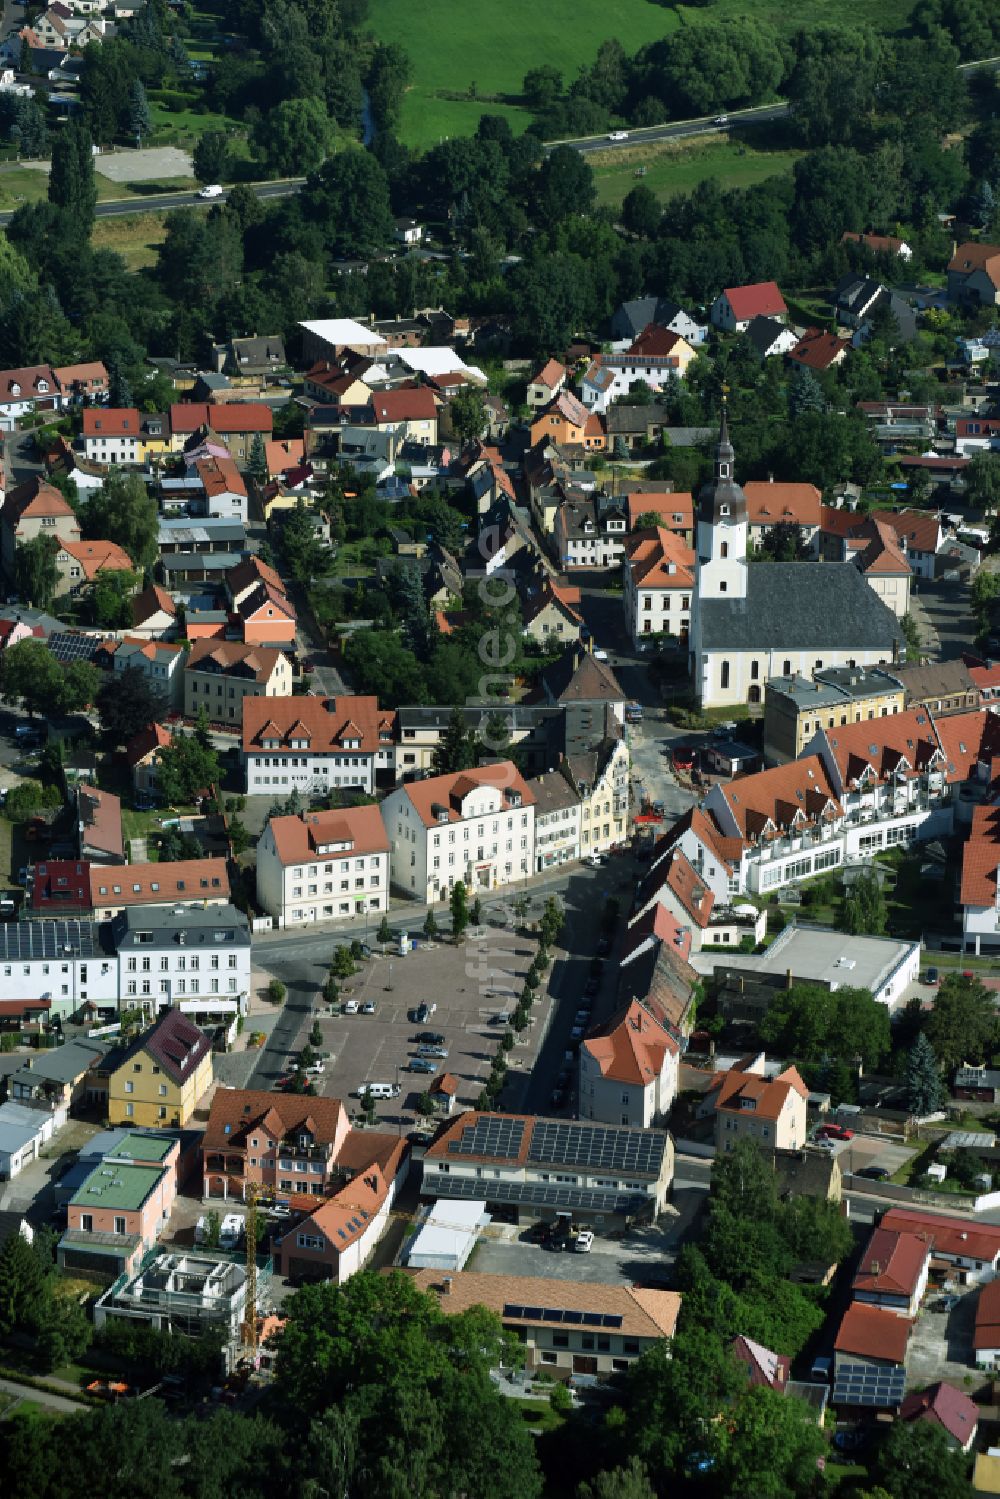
[
  {"left": 104, "top": 1132, "right": 175, "bottom": 1165},
  {"left": 72, "top": 1161, "right": 164, "bottom": 1213}
]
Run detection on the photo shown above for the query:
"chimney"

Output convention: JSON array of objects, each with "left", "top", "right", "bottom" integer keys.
[{"left": 442, "top": 1276, "right": 453, "bottom": 1296}]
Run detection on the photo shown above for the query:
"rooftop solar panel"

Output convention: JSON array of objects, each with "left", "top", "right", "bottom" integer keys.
[
  {"left": 48, "top": 632, "right": 104, "bottom": 665},
  {"left": 0, "top": 918, "right": 103, "bottom": 961},
  {"left": 423, "top": 1172, "right": 647, "bottom": 1215},
  {"left": 527, "top": 1120, "right": 666, "bottom": 1175},
  {"left": 448, "top": 1116, "right": 526, "bottom": 1160}
]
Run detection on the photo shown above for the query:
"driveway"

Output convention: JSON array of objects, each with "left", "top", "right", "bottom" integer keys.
[
  {"left": 910, "top": 576, "right": 970, "bottom": 662},
  {"left": 471, "top": 1210, "right": 689, "bottom": 1287},
  {"left": 907, "top": 1289, "right": 979, "bottom": 1388}
]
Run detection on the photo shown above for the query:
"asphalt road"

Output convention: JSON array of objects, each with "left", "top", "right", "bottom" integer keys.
[
  {"left": 556, "top": 103, "right": 790, "bottom": 156},
  {"left": 0, "top": 177, "right": 307, "bottom": 228}
]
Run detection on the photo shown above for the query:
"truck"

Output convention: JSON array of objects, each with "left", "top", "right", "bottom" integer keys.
[{"left": 625, "top": 701, "right": 644, "bottom": 724}]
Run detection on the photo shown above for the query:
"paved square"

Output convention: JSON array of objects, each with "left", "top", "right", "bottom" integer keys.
[{"left": 907, "top": 1290, "right": 978, "bottom": 1388}]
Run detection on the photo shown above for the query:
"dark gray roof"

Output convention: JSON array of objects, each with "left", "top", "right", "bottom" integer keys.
[
  {"left": 745, "top": 315, "right": 792, "bottom": 356},
  {"left": 11, "top": 1039, "right": 107, "bottom": 1088},
  {"left": 698, "top": 565, "right": 903, "bottom": 651},
  {"left": 112, "top": 902, "right": 250, "bottom": 950},
  {"left": 528, "top": 768, "right": 579, "bottom": 816},
  {"left": 605, "top": 404, "right": 669, "bottom": 435},
  {"left": 542, "top": 645, "right": 626, "bottom": 705}
]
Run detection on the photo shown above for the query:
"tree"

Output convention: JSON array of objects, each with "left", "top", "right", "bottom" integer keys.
[
  {"left": 905, "top": 1031, "right": 944, "bottom": 1115},
  {"left": 126, "top": 79, "right": 151, "bottom": 143},
  {"left": 158, "top": 827, "right": 203, "bottom": 861},
  {"left": 578, "top": 1462, "right": 656, "bottom": 1499},
  {"left": 471, "top": 895, "right": 482, "bottom": 925},
  {"left": 227, "top": 816, "right": 250, "bottom": 857},
  {"left": 377, "top": 914, "right": 392, "bottom": 944},
  {"left": 58, "top": 659, "right": 100, "bottom": 715},
  {"left": 332, "top": 945, "right": 356, "bottom": 978},
  {"left": 48, "top": 120, "right": 97, "bottom": 232},
  {"left": 449, "top": 385, "right": 487, "bottom": 444},
  {"left": 366, "top": 41, "right": 411, "bottom": 131},
  {"left": 841, "top": 867, "right": 888, "bottom": 935},
  {"left": 0, "top": 638, "right": 64, "bottom": 719},
  {"left": 256, "top": 97, "right": 335, "bottom": 178},
  {"left": 874, "top": 1417, "right": 971, "bottom": 1499},
  {"left": 267, "top": 979, "right": 286, "bottom": 1003},
  {"left": 248, "top": 431, "right": 268, "bottom": 483},
  {"left": 83, "top": 472, "right": 158, "bottom": 572},
  {"left": 758, "top": 981, "right": 890, "bottom": 1071},
  {"left": 967, "top": 451, "right": 1000, "bottom": 514},
  {"left": 621, "top": 183, "right": 661, "bottom": 239},
  {"left": 925, "top": 972, "right": 999, "bottom": 1071},
  {"left": 757, "top": 521, "right": 809, "bottom": 562},
  {"left": 536, "top": 145, "right": 595, "bottom": 223},
  {"left": 91, "top": 568, "right": 139, "bottom": 630},
  {"left": 787, "top": 366, "right": 826, "bottom": 419},
  {"left": 712, "top": 1385, "right": 826, "bottom": 1498},
  {"left": 622, "top": 1335, "right": 745, "bottom": 1486},
  {"left": 971, "top": 178, "right": 996, "bottom": 230},
  {"left": 14, "top": 532, "right": 60, "bottom": 608},
  {"left": 540, "top": 895, "right": 564, "bottom": 947},
  {"left": 0, "top": 1226, "right": 47, "bottom": 1334},
  {"left": 192, "top": 129, "right": 231, "bottom": 185},
  {"left": 303, "top": 150, "right": 395, "bottom": 258},
  {"left": 522, "top": 65, "right": 563, "bottom": 110},
  {"left": 96, "top": 666, "right": 161, "bottom": 745},
  {"left": 423, "top": 909, "right": 439, "bottom": 940},
  {"left": 432, "top": 707, "right": 477, "bottom": 775},
  {"left": 38, "top": 1294, "right": 92, "bottom": 1372},
  {"left": 450, "top": 879, "right": 469, "bottom": 937}
]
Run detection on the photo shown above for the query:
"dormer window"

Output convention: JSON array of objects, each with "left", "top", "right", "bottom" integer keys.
[{"left": 263, "top": 737, "right": 279, "bottom": 750}]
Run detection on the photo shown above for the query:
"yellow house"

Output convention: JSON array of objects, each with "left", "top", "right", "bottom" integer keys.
[
  {"left": 105, "top": 1008, "right": 213, "bottom": 1128},
  {"left": 139, "top": 413, "right": 172, "bottom": 464}
]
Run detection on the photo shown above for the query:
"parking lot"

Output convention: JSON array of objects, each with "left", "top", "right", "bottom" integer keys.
[
  {"left": 289, "top": 926, "right": 550, "bottom": 1126},
  {"left": 824, "top": 1132, "right": 918, "bottom": 1178},
  {"left": 907, "top": 1288, "right": 979, "bottom": 1387}
]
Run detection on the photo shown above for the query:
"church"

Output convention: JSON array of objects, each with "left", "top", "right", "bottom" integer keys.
[{"left": 688, "top": 411, "right": 903, "bottom": 709}]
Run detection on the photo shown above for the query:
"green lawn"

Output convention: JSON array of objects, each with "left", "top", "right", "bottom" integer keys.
[
  {"left": 369, "top": 0, "right": 915, "bottom": 146},
  {"left": 592, "top": 138, "right": 803, "bottom": 206},
  {"left": 92, "top": 211, "right": 172, "bottom": 271}
]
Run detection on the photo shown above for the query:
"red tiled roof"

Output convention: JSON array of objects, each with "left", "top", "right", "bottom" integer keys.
[
  {"left": 243, "top": 695, "right": 395, "bottom": 755},
  {"left": 654, "top": 804, "right": 743, "bottom": 876},
  {"left": 974, "top": 1278, "right": 1000, "bottom": 1350},
  {"left": 625, "top": 527, "right": 696, "bottom": 591},
  {"left": 628, "top": 324, "right": 691, "bottom": 358},
  {"left": 29, "top": 859, "right": 91, "bottom": 915},
  {"left": 130, "top": 1008, "right": 212, "bottom": 1086},
  {"left": 715, "top": 756, "right": 841, "bottom": 843},
  {"left": 961, "top": 804, "right": 1000, "bottom": 907},
  {"left": 853, "top": 519, "right": 912, "bottom": 577},
  {"left": 708, "top": 1061, "right": 808, "bottom": 1123},
  {"left": 132, "top": 584, "right": 176, "bottom": 626},
  {"left": 853, "top": 1227, "right": 929, "bottom": 1298},
  {"left": 90, "top": 857, "right": 229, "bottom": 908},
  {"left": 5, "top": 478, "right": 77, "bottom": 524},
  {"left": 226, "top": 556, "right": 285, "bottom": 600},
  {"left": 0, "top": 364, "right": 57, "bottom": 401},
  {"left": 186, "top": 638, "right": 286, "bottom": 683},
  {"left": 787, "top": 328, "right": 850, "bottom": 370},
  {"left": 582, "top": 998, "right": 678, "bottom": 1086},
  {"left": 948, "top": 241, "right": 1000, "bottom": 288},
  {"left": 661, "top": 848, "right": 715, "bottom": 928},
  {"left": 835, "top": 1303, "right": 910, "bottom": 1363},
  {"left": 879, "top": 1207, "right": 1000, "bottom": 1265},
  {"left": 203, "top": 1087, "right": 349, "bottom": 1151},
  {"left": 743, "top": 480, "right": 822, "bottom": 529},
  {"left": 899, "top": 1382, "right": 978, "bottom": 1446},
  {"left": 531, "top": 358, "right": 566, "bottom": 390},
  {"left": 731, "top": 1335, "right": 790, "bottom": 1390},
  {"left": 82, "top": 407, "right": 140, "bottom": 438},
  {"left": 266, "top": 805, "right": 389, "bottom": 866},
  {"left": 371, "top": 387, "right": 438, "bottom": 424},
  {"left": 870, "top": 508, "right": 941, "bottom": 556},
  {"left": 822, "top": 707, "right": 944, "bottom": 789},
  {"left": 397, "top": 761, "right": 535, "bottom": 829},
  {"left": 524, "top": 581, "right": 583, "bottom": 627},
  {"left": 61, "top": 538, "right": 134, "bottom": 580},
  {"left": 625, "top": 491, "right": 694, "bottom": 532},
  {"left": 124, "top": 721, "right": 172, "bottom": 768},
  {"left": 722, "top": 282, "right": 787, "bottom": 320},
  {"left": 196, "top": 455, "right": 246, "bottom": 498},
  {"left": 170, "top": 402, "right": 273, "bottom": 435},
  {"left": 842, "top": 231, "right": 909, "bottom": 257},
  {"left": 621, "top": 903, "right": 693, "bottom": 965}
]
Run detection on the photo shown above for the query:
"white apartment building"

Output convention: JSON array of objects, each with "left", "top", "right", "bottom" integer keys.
[
  {"left": 578, "top": 1000, "right": 679, "bottom": 1128},
  {"left": 256, "top": 805, "right": 390, "bottom": 927},
  {"left": 530, "top": 771, "right": 582, "bottom": 873},
  {"left": 0, "top": 921, "right": 117, "bottom": 1020},
  {"left": 242, "top": 695, "right": 396, "bottom": 796},
  {"left": 105, "top": 637, "right": 186, "bottom": 711},
  {"left": 113, "top": 904, "right": 251, "bottom": 1015},
  {"left": 381, "top": 762, "right": 536, "bottom": 905},
  {"left": 622, "top": 527, "right": 695, "bottom": 648}
]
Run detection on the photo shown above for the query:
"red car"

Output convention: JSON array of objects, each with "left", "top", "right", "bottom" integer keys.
[
  {"left": 818, "top": 1124, "right": 854, "bottom": 1141},
  {"left": 672, "top": 746, "right": 695, "bottom": 772}
]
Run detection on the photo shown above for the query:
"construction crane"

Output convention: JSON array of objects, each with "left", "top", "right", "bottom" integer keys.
[{"left": 240, "top": 1181, "right": 261, "bottom": 1362}]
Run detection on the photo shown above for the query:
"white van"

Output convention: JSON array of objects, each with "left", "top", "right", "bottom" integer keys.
[
  {"left": 219, "top": 1212, "right": 243, "bottom": 1249},
  {"left": 198, "top": 183, "right": 223, "bottom": 199},
  {"left": 359, "top": 1081, "right": 400, "bottom": 1100}
]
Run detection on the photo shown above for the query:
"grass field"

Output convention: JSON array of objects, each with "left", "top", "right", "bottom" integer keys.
[
  {"left": 591, "top": 136, "right": 803, "bottom": 206},
  {"left": 92, "top": 212, "right": 172, "bottom": 271},
  {"left": 369, "top": 0, "right": 916, "bottom": 146}
]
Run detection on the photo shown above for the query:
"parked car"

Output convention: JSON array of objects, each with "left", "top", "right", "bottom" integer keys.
[
  {"left": 573, "top": 1229, "right": 594, "bottom": 1253},
  {"left": 672, "top": 745, "right": 696, "bottom": 772},
  {"left": 418, "top": 1032, "right": 446, "bottom": 1045},
  {"left": 856, "top": 1165, "right": 890, "bottom": 1181},
  {"left": 360, "top": 1002, "right": 376, "bottom": 1015},
  {"left": 199, "top": 182, "right": 223, "bottom": 198},
  {"left": 924, "top": 967, "right": 939, "bottom": 985},
  {"left": 409, "top": 1058, "right": 436, "bottom": 1074},
  {"left": 713, "top": 114, "right": 729, "bottom": 126},
  {"left": 934, "top": 1294, "right": 960, "bottom": 1313},
  {"left": 342, "top": 1000, "right": 359, "bottom": 1015},
  {"left": 585, "top": 854, "right": 606, "bottom": 869},
  {"left": 817, "top": 1124, "right": 854, "bottom": 1141},
  {"left": 417, "top": 1044, "right": 449, "bottom": 1059}
]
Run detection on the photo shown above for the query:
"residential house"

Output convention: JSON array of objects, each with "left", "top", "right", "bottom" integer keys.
[
  {"left": 851, "top": 519, "right": 912, "bottom": 618},
  {"left": 169, "top": 403, "right": 273, "bottom": 464},
  {"left": 565, "top": 738, "right": 630, "bottom": 857},
  {"left": 974, "top": 1278, "right": 1000, "bottom": 1368},
  {"left": 54, "top": 361, "right": 109, "bottom": 402},
  {"left": 552, "top": 495, "right": 627, "bottom": 570},
  {"left": 103, "top": 1007, "right": 213, "bottom": 1129},
  {"left": 705, "top": 1053, "right": 808, "bottom": 1153},
  {"left": 832, "top": 273, "right": 885, "bottom": 329},
  {"left": 212, "top": 334, "right": 287, "bottom": 382},
  {"left": 833, "top": 1304, "right": 909, "bottom": 1411},
  {"left": 579, "top": 999, "right": 679, "bottom": 1126},
  {"left": 393, "top": 218, "right": 423, "bottom": 245},
  {"left": 100, "top": 637, "right": 185, "bottom": 711},
  {"left": 184, "top": 639, "right": 291, "bottom": 724},
  {"left": 94, "top": 1250, "right": 254, "bottom": 1343},
  {"left": 787, "top": 328, "right": 851, "bottom": 371},
  {"left": 273, "top": 1161, "right": 403, "bottom": 1284},
  {"left": 243, "top": 694, "right": 395, "bottom": 796},
  {"left": 622, "top": 527, "right": 695, "bottom": 647},
  {"left": 0, "top": 363, "right": 60, "bottom": 428},
  {"left": 265, "top": 438, "right": 306, "bottom": 481},
  {"left": 0, "top": 617, "right": 37, "bottom": 652},
  {"left": 225, "top": 557, "right": 297, "bottom": 646},
  {"left": 54, "top": 538, "right": 134, "bottom": 598},
  {"left": 731, "top": 1335, "right": 791, "bottom": 1392},
  {"left": 112, "top": 903, "right": 250, "bottom": 1021},
  {"left": 604, "top": 404, "right": 673, "bottom": 456},
  {"left": 948, "top": 241, "right": 1000, "bottom": 308},
  {"left": 391, "top": 703, "right": 566, "bottom": 783},
  {"left": 421, "top": 1111, "right": 674, "bottom": 1225},
  {"left": 1, "top": 478, "right": 80, "bottom": 581},
  {"left": 743, "top": 479, "right": 822, "bottom": 555},
  {"left": 852, "top": 1226, "right": 931, "bottom": 1318},
  {"left": 381, "top": 762, "right": 535, "bottom": 904},
  {"left": 90, "top": 858, "right": 230, "bottom": 921},
  {"left": 528, "top": 391, "right": 606, "bottom": 452},
  {"left": 878, "top": 1207, "right": 1000, "bottom": 1284},
  {"left": 125, "top": 722, "right": 172, "bottom": 801},
  {"left": 631, "top": 845, "right": 765, "bottom": 953},
  {"left": 8, "top": 1038, "right": 107, "bottom": 1111},
  {"left": 580, "top": 333, "right": 696, "bottom": 414},
  {"left": 191, "top": 456, "right": 247, "bottom": 522},
  {"left": 522, "top": 581, "right": 583, "bottom": 646},
  {"left": 0, "top": 1101, "right": 65, "bottom": 1180},
  {"left": 77, "top": 784, "right": 124, "bottom": 865},
  {"left": 959, "top": 803, "right": 1000, "bottom": 952},
  {"left": 762, "top": 665, "right": 905, "bottom": 766},
  {"left": 299, "top": 319, "right": 389, "bottom": 363},
  {"left": 527, "top": 358, "right": 567, "bottom": 409},
  {"left": 888, "top": 659, "right": 978, "bottom": 716},
  {"left": 60, "top": 1133, "right": 180, "bottom": 1279},
  {"left": 82, "top": 408, "right": 142, "bottom": 465},
  {"left": 611, "top": 296, "right": 702, "bottom": 346},
  {"left": 538, "top": 643, "right": 627, "bottom": 727},
  {"left": 130, "top": 585, "right": 178, "bottom": 640},
  {"left": 745, "top": 316, "right": 799, "bottom": 360},
  {"left": 369, "top": 385, "right": 439, "bottom": 446},
  {"left": 408, "top": 1268, "right": 680, "bottom": 1379},
  {"left": 0, "top": 919, "right": 117, "bottom": 1019},
  {"left": 842, "top": 231, "right": 912, "bottom": 261},
  {"left": 711, "top": 282, "right": 787, "bottom": 333},
  {"left": 255, "top": 804, "right": 390, "bottom": 926},
  {"left": 900, "top": 1383, "right": 978, "bottom": 1451},
  {"left": 302, "top": 362, "right": 373, "bottom": 407},
  {"left": 820, "top": 506, "right": 942, "bottom": 578},
  {"left": 624, "top": 489, "right": 694, "bottom": 544},
  {"left": 530, "top": 769, "right": 583, "bottom": 872}
]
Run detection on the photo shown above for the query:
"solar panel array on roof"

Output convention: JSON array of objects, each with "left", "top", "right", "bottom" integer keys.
[
  {"left": 0, "top": 919, "right": 102, "bottom": 960},
  {"left": 502, "top": 1303, "right": 624, "bottom": 1328},
  {"left": 48, "top": 632, "right": 104, "bottom": 665},
  {"left": 527, "top": 1121, "right": 666, "bottom": 1176},
  {"left": 424, "top": 1172, "right": 646, "bottom": 1215},
  {"left": 448, "top": 1116, "right": 526, "bottom": 1160},
  {"left": 832, "top": 1361, "right": 905, "bottom": 1409}
]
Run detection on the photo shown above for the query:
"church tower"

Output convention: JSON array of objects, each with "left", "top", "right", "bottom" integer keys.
[{"left": 695, "top": 404, "right": 748, "bottom": 601}]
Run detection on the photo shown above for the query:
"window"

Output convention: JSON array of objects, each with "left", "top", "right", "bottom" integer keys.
[
  {"left": 720, "top": 661, "right": 730, "bottom": 690},
  {"left": 125, "top": 1103, "right": 134, "bottom": 1117},
  {"left": 720, "top": 541, "right": 729, "bottom": 558},
  {"left": 80, "top": 1214, "right": 93, "bottom": 1233},
  {"left": 124, "top": 1081, "right": 134, "bottom": 1094},
  {"left": 114, "top": 1216, "right": 126, "bottom": 1235}
]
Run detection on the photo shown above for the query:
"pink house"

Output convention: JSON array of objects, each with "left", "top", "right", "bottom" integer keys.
[{"left": 59, "top": 1130, "right": 179, "bottom": 1278}]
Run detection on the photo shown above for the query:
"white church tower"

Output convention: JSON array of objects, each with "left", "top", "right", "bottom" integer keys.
[{"left": 695, "top": 403, "right": 748, "bottom": 600}]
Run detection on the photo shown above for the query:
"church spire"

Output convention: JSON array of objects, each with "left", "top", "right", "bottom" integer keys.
[
  {"left": 716, "top": 401, "right": 734, "bottom": 481},
  {"left": 696, "top": 400, "right": 746, "bottom": 526}
]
